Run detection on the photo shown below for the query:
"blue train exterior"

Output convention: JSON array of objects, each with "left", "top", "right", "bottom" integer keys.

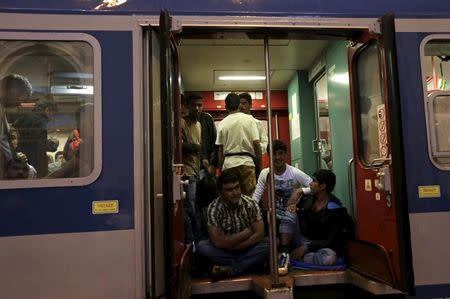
[{"left": 0, "top": 1, "right": 449, "bottom": 299}]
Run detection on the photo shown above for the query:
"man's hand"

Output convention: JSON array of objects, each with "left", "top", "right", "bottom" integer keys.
[
  {"left": 286, "top": 188, "right": 303, "bottom": 212},
  {"left": 202, "top": 159, "right": 210, "bottom": 169},
  {"left": 291, "top": 244, "right": 308, "bottom": 260}
]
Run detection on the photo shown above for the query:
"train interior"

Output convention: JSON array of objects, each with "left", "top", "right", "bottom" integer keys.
[{"left": 174, "top": 28, "right": 406, "bottom": 298}]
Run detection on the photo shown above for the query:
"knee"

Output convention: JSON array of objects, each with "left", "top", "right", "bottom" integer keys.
[{"left": 320, "top": 249, "right": 337, "bottom": 266}]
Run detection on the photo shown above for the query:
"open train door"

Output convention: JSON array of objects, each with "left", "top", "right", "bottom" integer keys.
[
  {"left": 159, "top": 10, "right": 191, "bottom": 299},
  {"left": 348, "top": 14, "right": 414, "bottom": 292}
]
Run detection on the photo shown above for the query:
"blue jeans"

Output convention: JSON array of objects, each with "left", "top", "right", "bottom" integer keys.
[
  {"left": 196, "top": 237, "right": 270, "bottom": 275},
  {"left": 282, "top": 211, "right": 337, "bottom": 266}
]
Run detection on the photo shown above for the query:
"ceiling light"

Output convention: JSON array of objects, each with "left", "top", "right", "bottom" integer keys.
[{"left": 219, "top": 75, "right": 266, "bottom": 81}]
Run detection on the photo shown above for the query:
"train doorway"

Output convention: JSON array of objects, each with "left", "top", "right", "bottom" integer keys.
[{"left": 145, "top": 12, "right": 413, "bottom": 298}]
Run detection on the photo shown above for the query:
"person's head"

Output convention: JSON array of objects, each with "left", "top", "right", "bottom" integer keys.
[
  {"left": 9, "top": 127, "right": 19, "bottom": 150},
  {"left": 6, "top": 152, "right": 29, "bottom": 179},
  {"left": 33, "top": 95, "right": 57, "bottom": 119},
  {"left": 225, "top": 93, "right": 240, "bottom": 112},
  {"left": 55, "top": 151, "right": 65, "bottom": 162},
  {"left": 310, "top": 169, "right": 336, "bottom": 195},
  {"left": 46, "top": 136, "right": 59, "bottom": 152},
  {"left": 217, "top": 171, "right": 241, "bottom": 207},
  {"left": 0, "top": 74, "right": 32, "bottom": 105},
  {"left": 185, "top": 93, "right": 203, "bottom": 119},
  {"left": 270, "top": 139, "right": 288, "bottom": 170},
  {"left": 238, "top": 92, "right": 252, "bottom": 114}
]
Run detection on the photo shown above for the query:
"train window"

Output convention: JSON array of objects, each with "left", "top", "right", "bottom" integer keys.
[
  {"left": 421, "top": 37, "right": 450, "bottom": 169},
  {"left": 0, "top": 33, "right": 102, "bottom": 188},
  {"left": 355, "top": 42, "right": 384, "bottom": 165}
]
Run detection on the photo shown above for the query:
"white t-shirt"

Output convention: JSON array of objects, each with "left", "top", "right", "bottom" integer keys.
[
  {"left": 216, "top": 112, "right": 259, "bottom": 170},
  {"left": 255, "top": 118, "right": 268, "bottom": 155},
  {"left": 253, "top": 164, "right": 312, "bottom": 220}
]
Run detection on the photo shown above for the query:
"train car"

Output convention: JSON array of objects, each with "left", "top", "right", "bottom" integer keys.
[{"left": 0, "top": 1, "right": 450, "bottom": 299}]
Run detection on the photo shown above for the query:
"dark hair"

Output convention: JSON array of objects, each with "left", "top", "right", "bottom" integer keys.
[
  {"left": 313, "top": 169, "right": 336, "bottom": 194},
  {"left": 225, "top": 93, "right": 240, "bottom": 111},
  {"left": 217, "top": 171, "right": 239, "bottom": 191},
  {"left": 185, "top": 93, "right": 203, "bottom": 106},
  {"left": 46, "top": 137, "right": 60, "bottom": 152},
  {"left": 198, "top": 174, "right": 218, "bottom": 208},
  {"left": 0, "top": 74, "right": 32, "bottom": 100},
  {"left": 239, "top": 92, "right": 252, "bottom": 106},
  {"left": 55, "top": 151, "right": 64, "bottom": 160},
  {"left": 33, "top": 96, "right": 57, "bottom": 112},
  {"left": 269, "top": 139, "right": 287, "bottom": 154}
]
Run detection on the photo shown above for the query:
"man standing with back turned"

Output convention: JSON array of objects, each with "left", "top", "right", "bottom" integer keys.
[{"left": 216, "top": 92, "right": 261, "bottom": 196}]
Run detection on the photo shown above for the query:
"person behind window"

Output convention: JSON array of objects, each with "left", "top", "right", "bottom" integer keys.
[
  {"left": 0, "top": 74, "right": 33, "bottom": 179},
  {"left": 48, "top": 150, "right": 66, "bottom": 174},
  {"left": 14, "top": 95, "right": 57, "bottom": 178},
  {"left": 8, "top": 127, "right": 37, "bottom": 179}
]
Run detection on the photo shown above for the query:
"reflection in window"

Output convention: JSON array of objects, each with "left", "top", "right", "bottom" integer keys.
[
  {"left": 356, "top": 43, "right": 384, "bottom": 164},
  {"left": 428, "top": 94, "right": 450, "bottom": 166},
  {"left": 0, "top": 40, "right": 94, "bottom": 180},
  {"left": 424, "top": 40, "right": 450, "bottom": 92}
]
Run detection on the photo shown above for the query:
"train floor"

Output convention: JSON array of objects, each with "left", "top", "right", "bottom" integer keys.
[
  {"left": 191, "top": 285, "right": 405, "bottom": 299},
  {"left": 190, "top": 269, "right": 405, "bottom": 299}
]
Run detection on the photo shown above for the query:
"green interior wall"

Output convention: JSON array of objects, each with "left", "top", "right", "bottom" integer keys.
[
  {"left": 288, "top": 71, "right": 316, "bottom": 176},
  {"left": 326, "top": 41, "right": 354, "bottom": 208}
]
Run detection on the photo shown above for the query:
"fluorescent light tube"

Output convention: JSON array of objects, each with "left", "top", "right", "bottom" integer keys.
[{"left": 218, "top": 75, "right": 266, "bottom": 81}]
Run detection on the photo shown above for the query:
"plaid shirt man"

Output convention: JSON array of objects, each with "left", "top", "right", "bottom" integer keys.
[{"left": 207, "top": 194, "right": 262, "bottom": 234}]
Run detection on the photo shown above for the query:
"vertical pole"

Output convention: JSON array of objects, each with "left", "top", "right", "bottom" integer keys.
[{"left": 264, "top": 36, "right": 280, "bottom": 285}]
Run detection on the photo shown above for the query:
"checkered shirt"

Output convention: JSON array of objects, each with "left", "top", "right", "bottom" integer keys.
[{"left": 207, "top": 194, "right": 262, "bottom": 234}]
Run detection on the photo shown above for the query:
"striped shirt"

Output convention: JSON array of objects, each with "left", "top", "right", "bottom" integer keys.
[{"left": 207, "top": 194, "right": 262, "bottom": 235}]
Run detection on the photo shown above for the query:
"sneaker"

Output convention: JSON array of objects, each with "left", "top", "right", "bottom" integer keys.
[
  {"left": 211, "top": 265, "right": 234, "bottom": 281},
  {"left": 278, "top": 252, "right": 290, "bottom": 276}
]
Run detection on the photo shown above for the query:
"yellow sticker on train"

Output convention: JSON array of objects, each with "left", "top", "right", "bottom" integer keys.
[
  {"left": 92, "top": 200, "right": 119, "bottom": 214},
  {"left": 418, "top": 185, "right": 441, "bottom": 198}
]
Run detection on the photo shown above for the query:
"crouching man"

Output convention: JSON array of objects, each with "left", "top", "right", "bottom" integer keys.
[{"left": 197, "top": 171, "right": 269, "bottom": 280}]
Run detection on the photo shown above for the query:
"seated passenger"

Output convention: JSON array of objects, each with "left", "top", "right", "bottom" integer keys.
[
  {"left": 252, "top": 139, "right": 312, "bottom": 274},
  {"left": 196, "top": 171, "right": 269, "bottom": 280},
  {"left": 48, "top": 150, "right": 66, "bottom": 174},
  {"left": 6, "top": 152, "right": 36, "bottom": 179},
  {"left": 285, "top": 169, "right": 354, "bottom": 267}
]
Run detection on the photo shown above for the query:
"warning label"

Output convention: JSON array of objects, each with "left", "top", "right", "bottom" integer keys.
[{"left": 92, "top": 200, "right": 119, "bottom": 214}]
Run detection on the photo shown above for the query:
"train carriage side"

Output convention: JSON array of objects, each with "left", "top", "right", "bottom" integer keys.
[
  {"left": 0, "top": 14, "right": 149, "bottom": 299},
  {"left": 395, "top": 19, "right": 450, "bottom": 298}
]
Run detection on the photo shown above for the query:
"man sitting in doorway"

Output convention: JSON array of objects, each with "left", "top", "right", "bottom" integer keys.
[
  {"left": 285, "top": 169, "right": 354, "bottom": 267},
  {"left": 196, "top": 171, "right": 269, "bottom": 280},
  {"left": 252, "top": 139, "right": 312, "bottom": 275}
]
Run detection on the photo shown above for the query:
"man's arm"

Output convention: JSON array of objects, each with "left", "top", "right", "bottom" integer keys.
[
  {"left": 252, "top": 140, "right": 262, "bottom": 171},
  {"left": 218, "top": 145, "right": 224, "bottom": 169},
  {"left": 233, "top": 219, "right": 265, "bottom": 250},
  {"left": 208, "top": 225, "right": 252, "bottom": 250},
  {"left": 252, "top": 169, "right": 268, "bottom": 203}
]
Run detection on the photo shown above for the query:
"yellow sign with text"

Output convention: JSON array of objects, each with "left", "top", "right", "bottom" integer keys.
[
  {"left": 418, "top": 185, "right": 441, "bottom": 198},
  {"left": 92, "top": 200, "right": 119, "bottom": 214}
]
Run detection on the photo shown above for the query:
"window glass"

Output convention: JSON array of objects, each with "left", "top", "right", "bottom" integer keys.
[
  {"left": 314, "top": 74, "right": 333, "bottom": 170},
  {"left": 428, "top": 94, "right": 450, "bottom": 166},
  {"left": 423, "top": 39, "right": 450, "bottom": 168},
  {"left": 355, "top": 43, "right": 384, "bottom": 164},
  {"left": 423, "top": 40, "right": 450, "bottom": 92},
  {"left": 0, "top": 40, "right": 95, "bottom": 180}
]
